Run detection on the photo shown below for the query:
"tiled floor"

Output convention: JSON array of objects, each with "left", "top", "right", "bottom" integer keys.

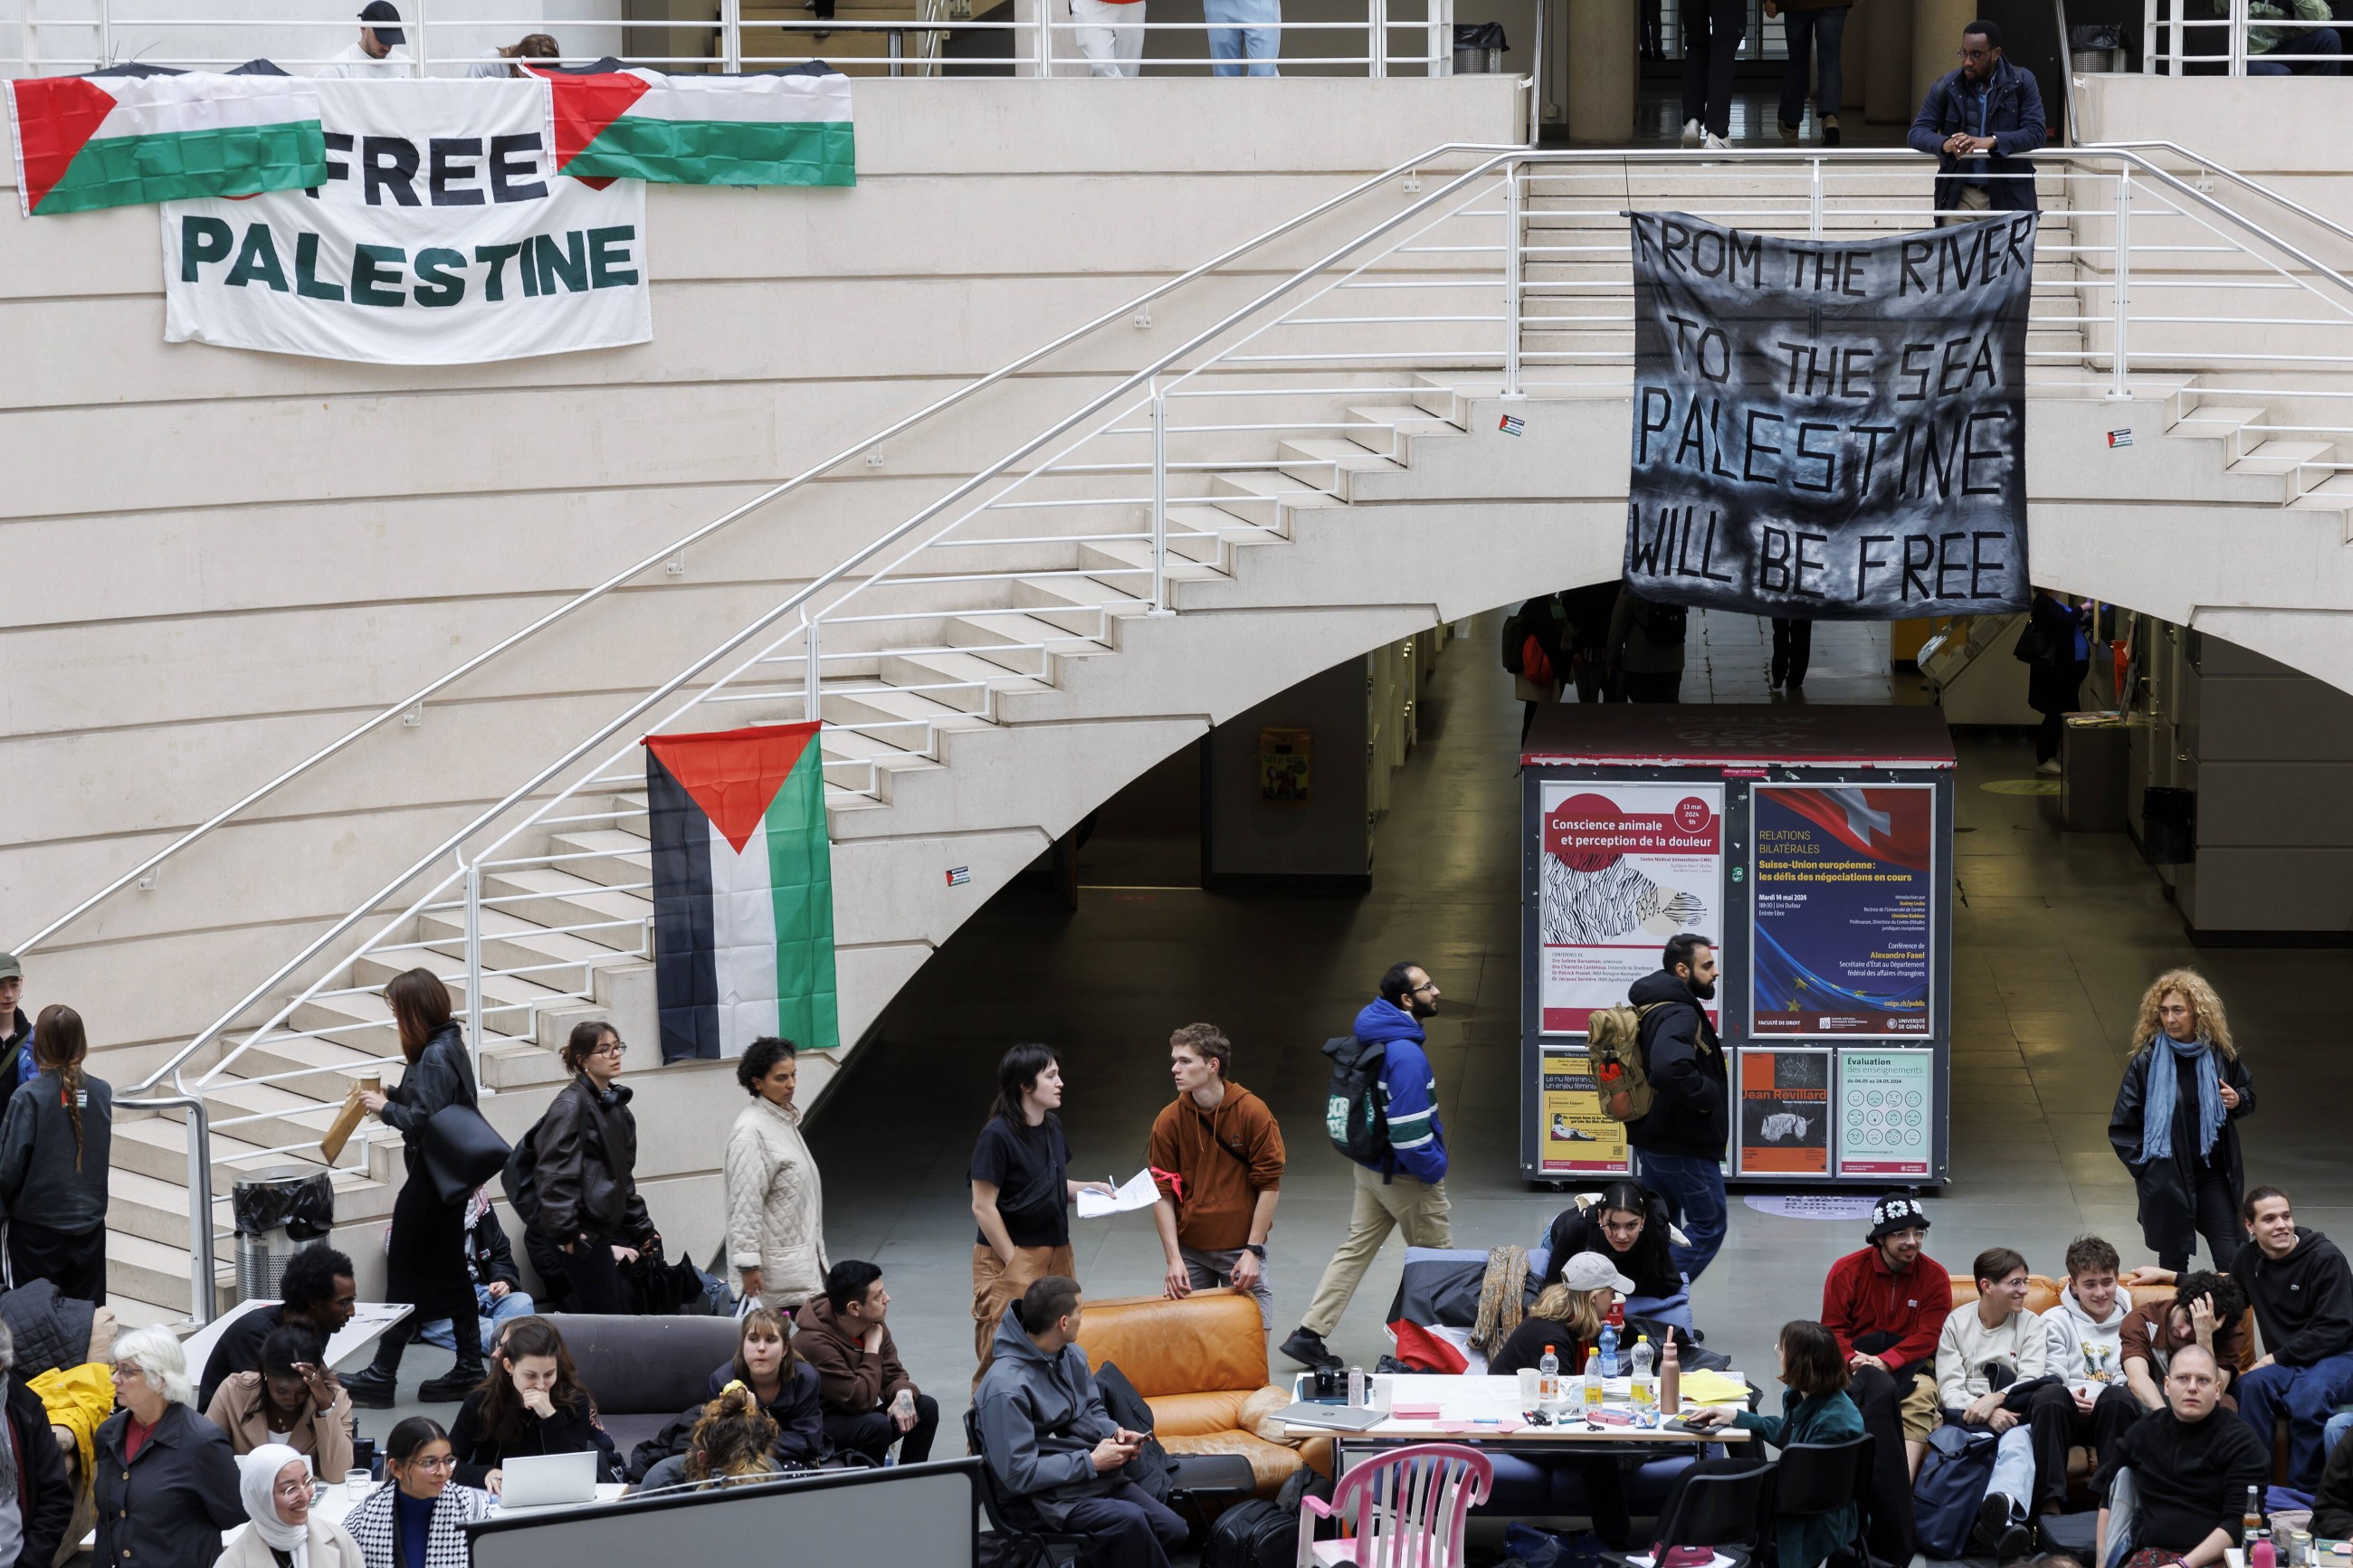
[{"left": 1622, "top": 83, "right": 1915, "bottom": 149}]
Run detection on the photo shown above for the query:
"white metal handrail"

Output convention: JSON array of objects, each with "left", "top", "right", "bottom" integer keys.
[
  {"left": 15, "top": 138, "right": 1525, "bottom": 969},
  {"left": 2141, "top": 0, "right": 2348, "bottom": 73},
  {"left": 107, "top": 141, "right": 2353, "bottom": 1316}
]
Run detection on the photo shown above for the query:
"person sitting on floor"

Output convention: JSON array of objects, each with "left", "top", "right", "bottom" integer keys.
[
  {"left": 1936, "top": 1247, "right": 2048, "bottom": 1561},
  {"left": 636, "top": 1383, "right": 786, "bottom": 1493},
  {"left": 205, "top": 1324, "right": 354, "bottom": 1477},
  {"left": 2025, "top": 1234, "right": 2140, "bottom": 1506},
  {"left": 709, "top": 1306, "right": 824, "bottom": 1468},
  {"left": 1539, "top": 1180, "right": 1683, "bottom": 1304},
  {"left": 1689, "top": 1320, "right": 1863, "bottom": 1568},
  {"left": 446, "top": 1317, "right": 618, "bottom": 1496},
  {"left": 974, "top": 1276, "right": 1187, "bottom": 1568},
  {"left": 2095, "top": 1345, "right": 2269, "bottom": 1568},
  {"left": 2119, "top": 1269, "right": 2253, "bottom": 1412}
]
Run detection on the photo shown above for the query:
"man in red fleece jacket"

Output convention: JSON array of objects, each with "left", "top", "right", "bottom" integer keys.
[{"left": 1821, "top": 1193, "right": 1952, "bottom": 1563}]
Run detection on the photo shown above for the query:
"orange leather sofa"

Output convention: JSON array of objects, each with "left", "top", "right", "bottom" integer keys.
[{"left": 1074, "top": 1288, "right": 1333, "bottom": 1497}]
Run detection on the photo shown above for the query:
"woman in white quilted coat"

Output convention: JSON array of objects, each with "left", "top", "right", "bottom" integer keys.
[{"left": 725, "top": 1036, "right": 828, "bottom": 1310}]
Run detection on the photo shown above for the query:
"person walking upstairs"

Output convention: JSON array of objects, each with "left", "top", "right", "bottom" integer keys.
[{"left": 1281, "top": 962, "right": 1449, "bottom": 1372}]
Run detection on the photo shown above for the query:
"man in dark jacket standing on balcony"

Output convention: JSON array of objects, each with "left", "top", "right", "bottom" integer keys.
[
  {"left": 1909, "top": 19, "right": 2046, "bottom": 220},
  {"left": 1626, "top": 934, "right": 1728, "bottom": 1285}
]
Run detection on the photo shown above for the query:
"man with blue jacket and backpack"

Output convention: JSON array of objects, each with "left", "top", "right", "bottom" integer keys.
[{"left": 1280, "top": 961, "right": 1450, "bottom": 1373}]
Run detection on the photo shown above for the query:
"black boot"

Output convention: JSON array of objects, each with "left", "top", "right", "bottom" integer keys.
[
  {"left": 1278, "top": 1326, "right": 1342, "bottom": 1372},
  {"left": 345, "top": 1367, "right": 396, "bottom": 1410},
  {"left": 417, "top": 1358, "right": 485, "bottom": 1402}
]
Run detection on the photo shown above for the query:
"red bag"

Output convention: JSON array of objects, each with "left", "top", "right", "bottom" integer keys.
[{"left": 1520, "top": 633, "right": 1556, "bottom": 688}]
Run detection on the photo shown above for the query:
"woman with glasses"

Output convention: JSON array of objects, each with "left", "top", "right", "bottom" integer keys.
[
  {"left": 1540, "top": 1179, "right": 1684, "bottom": 1301},
  {"left": 221, "top": 1443, "right": 367, "bottom": 1568},
  {"left": 347, "top": 1417, "right": 492, "bottom": 1568},
  {"left": 96, "top": 1326, "right": 245, "bottom": 1568},
  {"left": 532, "top": 1022, "right": 660, "bottom": 1315}
]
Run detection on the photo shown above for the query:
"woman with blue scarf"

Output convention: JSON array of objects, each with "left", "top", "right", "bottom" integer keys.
[{"left": 2109, "top": 971, "right": 2255, "bottom": 1271}]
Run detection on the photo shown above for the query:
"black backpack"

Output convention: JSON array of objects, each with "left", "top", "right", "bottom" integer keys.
[
  {"left": 500, "top": 1117, "right": 544, "bottom": 1231},
  {"left": 1202, "top": 1499, "right": 1294, "bottom": 1568},
  {"left": 1321, "top": 1036, "right": 1390, "bottom": 1170}
]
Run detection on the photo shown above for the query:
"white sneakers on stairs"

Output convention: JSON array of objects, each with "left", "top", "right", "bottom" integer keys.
[{"left": 1681, "top": 119, "right": 1729, "bottom": 151}]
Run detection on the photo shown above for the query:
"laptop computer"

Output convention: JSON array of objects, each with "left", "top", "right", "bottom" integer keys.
[{"left": 495, "top": 1450, "right": 600, "bottom": 1512}]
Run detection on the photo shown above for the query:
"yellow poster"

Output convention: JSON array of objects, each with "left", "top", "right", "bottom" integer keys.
[
  {"left": 1259, "top": 727, "right": 1311, "bottom": 804},
  {"left": 1539, "top": 1048, "right": 1629, "bottom": 1174}
]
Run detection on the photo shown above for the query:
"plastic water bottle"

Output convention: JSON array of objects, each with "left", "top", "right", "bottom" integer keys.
[
  {"left": 1598, "top": 1321, "right": 1620, "bottom": 1380},
  {"left": 1583, "top": 1352, "right": 1605, "bottom": 1418},
  {"left": 1538, "top": 1345, "right": 1561, "bottom": 1411},
  {"left": 1630, "top": 1335, "right": 1657, "bottom": 1424}
]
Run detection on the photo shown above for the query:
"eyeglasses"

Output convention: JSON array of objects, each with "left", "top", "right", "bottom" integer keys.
[
  {"left": 1409, "top": 982, "right": 1439, "bottom": 996},
  {"left": 404, "top": 1456, "right": 456, "bottom": 1473},
  {"left": 591, "top": 1040, "right": 625, "bottom": 1058},
  {"left": 274, "top": 1480, "right": 315, "bottom": 1500}
]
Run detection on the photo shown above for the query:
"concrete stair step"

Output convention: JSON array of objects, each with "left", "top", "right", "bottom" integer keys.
[
  {"left": 1342, "top": 405, "right": 1458, "bottom": 459},
  {"left": 1077, "top": 537, "right": 1228, "bottom": 584},
  {"left": 419, "top": 908, "right": 643, "bottom": 987},
  {"left": 1010, "top": 574, "right": 1151, "bottom": 634},
  {"left": 944, "top": 612, "right": 1109, "bottom": 678},
  {"left": 2232, "top": 439, "right": 2331, "bottom": 493},
  {"left": 542, "top": 830, "right": 653, "bottom": 891},
  {"left": 1206, "top": 469, "right": 1332, "bottom": 528},
  {"left": 113, "top": 1116, "right": 292, "bottom": 1188},
  {"left": 821, "top": 682, "right": 996, "bottom": 743},
  {"left": 479, "top": 867, "right": 654, "bottom": 947},
  {"left": 108, "top": 1230, "right": 229, "bottom": 1316},
  {"left": 875, "top": 651, "right": 1049, "bottom": 713},
  {"left": 2287, "top": 473, "right": 2353, "bottom": 513},
  {"left": 1276, "top": 439, "right": 1402, "bottom": 500},
  {"left": 813, "top": 725, "right": 946, "bottom": 800}
]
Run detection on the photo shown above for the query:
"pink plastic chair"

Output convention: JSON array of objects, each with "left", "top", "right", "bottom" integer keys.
[{"left": 1295, "top": 1442, "right": 1495, "bottom": 1567}]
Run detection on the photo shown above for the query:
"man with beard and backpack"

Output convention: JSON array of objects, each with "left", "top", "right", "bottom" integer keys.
[
  {"left": 1623, "top": 934, "right": 1728, "bottom": 1285},
  {"left": 1279, "top": 962, "right": 1449, "bottom": 1373}
]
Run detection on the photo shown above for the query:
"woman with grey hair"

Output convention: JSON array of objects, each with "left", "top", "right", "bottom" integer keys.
[
  {"left": 96, "top": 1326, "right": 243, "bottom": 1568},
  {"left": 0, "top": 1320, "right": 74, "bottom": 1568}
]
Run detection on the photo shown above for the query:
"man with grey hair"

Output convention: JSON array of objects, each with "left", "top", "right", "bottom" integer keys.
[{"left": 0, "top": 1319, "right": 76, "bottom": 1568}]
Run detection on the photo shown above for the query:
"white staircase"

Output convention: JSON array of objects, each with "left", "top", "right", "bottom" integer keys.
[{"left": 92, "top": 146, "right": 2353, "bottom": 1323}]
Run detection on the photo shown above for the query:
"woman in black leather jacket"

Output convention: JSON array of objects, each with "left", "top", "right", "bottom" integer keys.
[
  {"left": 348, "top": 969, "right": 484, "bottom": 1408},
  {"left": 532, "top": 1021, "right": 660, "bottom": 1314}
]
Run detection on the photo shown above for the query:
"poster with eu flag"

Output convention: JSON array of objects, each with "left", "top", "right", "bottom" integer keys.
[{"left": 1750, "top": 784, "right": 1934, "bottom": 1037}]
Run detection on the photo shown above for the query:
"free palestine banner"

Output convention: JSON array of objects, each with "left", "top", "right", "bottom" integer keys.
[
  {"left": 1624, "top": 210, "right": 2036, "bottom": 619},
  {"left": 7, "top": 72, "right": 325, "bottom": 216},
  {"left": 161, "top": 79, "right": 648, "bottom": 365},
  {"left": 645, "top": 722, "right": 839, "bottom": 1064}
]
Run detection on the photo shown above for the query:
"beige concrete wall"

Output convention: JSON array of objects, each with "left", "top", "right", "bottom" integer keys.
[{"left": 0, "top": 77, "right": 1520, "bottom": 1067}]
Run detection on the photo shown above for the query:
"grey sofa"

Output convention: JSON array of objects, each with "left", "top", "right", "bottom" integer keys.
[{"left": 542, "top": 1313, "right": 743, "bottom": 1456}]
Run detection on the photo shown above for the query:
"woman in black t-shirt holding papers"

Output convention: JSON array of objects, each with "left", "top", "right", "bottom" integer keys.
[{"left": 968, "top": 1043, "right": 1114, "bottom": 1387}]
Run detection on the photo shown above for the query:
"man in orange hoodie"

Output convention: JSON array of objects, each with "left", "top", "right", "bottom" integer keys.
[{"left": 1148, "top": 1024, "right": 1286, "bottom": 1327}]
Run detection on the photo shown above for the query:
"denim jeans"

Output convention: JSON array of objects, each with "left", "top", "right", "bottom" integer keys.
[
  {"left": 1632, "top": 1150, "right": 1726, "bottom": 1284},
  {"left": 2237, "top": 1349, "right": 2353, "bottom": 1488},
  {"left": 1205, "top": 0, "right": 1279, "bottom": 76},
  {"left": 1778, "top": 5, "right": 1846, "bottom": 130},
  {"left": 1984, "top": 1421, "right": 2037, "bottom": 1517},
  {"left": 2249, "top": 27, "right": 2342, "bottom": 74},
  {"left": 418, "top": 1284, "right": 536, "bottom": 1354}
]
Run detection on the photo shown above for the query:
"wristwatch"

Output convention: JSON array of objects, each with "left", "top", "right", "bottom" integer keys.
[{"left": 1243, "top": 1243, "right": 1267, "bottom": 1259}]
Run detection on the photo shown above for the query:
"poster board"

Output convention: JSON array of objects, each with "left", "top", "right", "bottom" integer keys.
[
  {"left": 1735, "top": 1047, "right": 1832, "bottom": 1176},
  {"left": 1749, "top": 783, "right": 1937, "bottom": 1038},
  {"left": 1537, "top": 781, "right": 1724, "bottom": 1034},
  {"left": 1537, "top": 1046, "right": 1631, "bottom": 1175},
  {"left": 1834, "top": 1049, "right": 1935, "bottom": 1178}
]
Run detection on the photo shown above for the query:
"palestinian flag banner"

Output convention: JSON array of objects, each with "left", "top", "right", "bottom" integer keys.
[
  {"left": 540, "top": 68, "right": 853, "bottom": 187},
  {"left": 7, "top": 73, "right": 325, "bottom": 217},
  {"left": 644, "top": 722, "right": 839, "bottom": 1064}
]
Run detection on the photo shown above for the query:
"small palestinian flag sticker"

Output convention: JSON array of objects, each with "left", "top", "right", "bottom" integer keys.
[{"left": 1499, "top": 413, "right": 1526, "bottom": 437}]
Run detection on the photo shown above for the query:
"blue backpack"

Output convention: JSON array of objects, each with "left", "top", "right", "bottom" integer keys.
[{"left": 1911, "top": 1423, "right": 1999, "bottom": 1559}]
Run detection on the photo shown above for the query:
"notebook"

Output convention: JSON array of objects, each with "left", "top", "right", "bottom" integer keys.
[
  {"left": 1272, "top": 1402, "right": 1390, "bottom": 1431},
  {"left": 496, "top": 1450, "right": 599, "bottom": 1511}
]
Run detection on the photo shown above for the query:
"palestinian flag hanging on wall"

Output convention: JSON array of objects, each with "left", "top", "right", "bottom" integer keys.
[
  {"left": 644, "top": 722, "right": 839, "bottom": 1063},
  {"left": 538, "top": 67, "right": 853, "bottom": 187},
  {"left": 7, "top": 72, "right": 326, "bottom": 217}
]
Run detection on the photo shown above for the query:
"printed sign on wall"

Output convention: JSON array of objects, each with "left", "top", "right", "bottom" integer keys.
[
  {"left": 1737, "top": 1047, "right": 1832, "bottom": 1176},
  {"left": 1538, "top": 1048, "right": 1631, "bottom": 1174},
  {"left": 1835, "top": 1049, "right": 1934, "bottom": 1178},
  {"left": 1537, "top": 781, "right": 1723, "bottom": 1034},
  {"left": 1750, "top": 784, "right": 1935, "bottom": 1037}
]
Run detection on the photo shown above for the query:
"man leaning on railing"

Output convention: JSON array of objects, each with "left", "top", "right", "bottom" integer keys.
[
  {"left": 1907, "top": 18, "right": 2045, "bottom": 226},
  {"left": 2215, "top": 0, "right": 2344, "bottom": 74}
]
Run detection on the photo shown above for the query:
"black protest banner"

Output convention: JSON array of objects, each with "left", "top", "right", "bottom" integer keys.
[{"left": 1624, "top": 210, "right": 2037, "bottom": 619}]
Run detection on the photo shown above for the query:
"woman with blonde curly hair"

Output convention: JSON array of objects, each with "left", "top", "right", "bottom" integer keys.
[{"left": 2109, "top": 969, "right": 2256, "bottom": 1270}]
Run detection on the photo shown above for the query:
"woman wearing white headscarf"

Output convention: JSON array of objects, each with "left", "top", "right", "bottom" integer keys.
[{"left": 220, "top": 1444, "right": 367, "bottom": 1568}]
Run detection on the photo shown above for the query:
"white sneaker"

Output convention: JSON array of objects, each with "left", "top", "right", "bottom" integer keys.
[
  {"left": 2037, "top": 759, "right": 2062, "bottom": 775},
  {"left": 1680, "top": 119, "right": 1703, "bottom": 147},
  {"left": 1702, "top": 131, "right": 1730, "bottom": 151}
]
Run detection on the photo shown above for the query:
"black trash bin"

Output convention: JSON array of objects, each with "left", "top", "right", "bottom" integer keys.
[
  {"left": 1453, "top": 22, "right": 1507, "bottom": 73},
  {"left": 233, "top": 1170, "right": 336, "bottom": 1301}
]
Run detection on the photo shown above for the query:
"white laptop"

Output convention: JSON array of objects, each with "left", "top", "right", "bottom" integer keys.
[{"left": 494, "top": 1450, "right": 599, "bottom": 1512}]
